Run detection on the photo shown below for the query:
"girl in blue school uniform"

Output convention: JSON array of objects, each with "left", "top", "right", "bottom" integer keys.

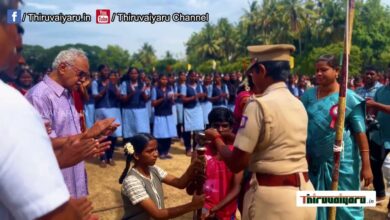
[
  {"left": 210, "top": 73, "right": 229, "bottom": 108},
  {"left": 83, "top": 78, "right": 95, "bottom": 129},
  {"left": 168, "top": 73, "right": 178, "bottom": 129},
  {"left": 180, "top": 70, "right": 205, "bottom": 156},
  {"left": 143, "top": 76, "right": 154, "bottom": 133},
  {"left": 120, "top": 67, "right": 150, "bottom": 143},
  {"left": 224, "top": 73, "right": 237, "bottom": 112},
  {"left": 176, "top": 71, "right": 187, "bottom": 139},
  {"left": 92, "top": 66, "right": 123, "bottom": 167},
  {"left": 152, "top": 74, "right": 178, "bottom": 159},
  {"left": 201, "top": 74, "right": 213, "bottom": 128}
]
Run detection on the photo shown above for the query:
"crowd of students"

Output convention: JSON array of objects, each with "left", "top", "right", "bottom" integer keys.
[{"left": 22, "top": 65, "right": 254, "bottom": 162}]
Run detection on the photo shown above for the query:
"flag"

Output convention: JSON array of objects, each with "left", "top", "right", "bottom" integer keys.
[{"left": 290, "top": 56, "right": 294, "bottom": 69}]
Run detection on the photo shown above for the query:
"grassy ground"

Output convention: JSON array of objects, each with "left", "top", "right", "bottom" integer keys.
[{"left": 87, "top": 141, "right": 387, "bottom": 220}]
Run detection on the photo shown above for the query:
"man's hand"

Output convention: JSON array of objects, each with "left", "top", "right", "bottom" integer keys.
[
  {"left": 92, "top": 136, "right": 111, "bottom": 157},
  {"left": 84, "top": 118, "right": 120, "bottom": 139},
  {"left": 69, "top": 197, "right": 96, "bottom": 220},
  {"left": 366, "top": 99, "right": 377, "bottom": 109},
  {"left": 58, "top": 137, "right": 99, "bottom": 168}
]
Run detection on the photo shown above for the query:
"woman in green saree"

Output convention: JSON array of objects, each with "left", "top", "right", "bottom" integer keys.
[{"left": 300, "top": 54, "right": 373, "bottom": 220}]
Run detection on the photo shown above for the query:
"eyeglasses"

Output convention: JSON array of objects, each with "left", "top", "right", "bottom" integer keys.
[
  {"left": 65, "top": 62, "right": 89, "bottom": 79},
  {"left": 211, "top": 122, "right": 231, "bottom": 129}
]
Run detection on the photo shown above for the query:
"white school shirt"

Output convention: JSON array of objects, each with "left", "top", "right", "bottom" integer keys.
[{"left": 0, "top": 81, "right": 69, "bottom": 220}]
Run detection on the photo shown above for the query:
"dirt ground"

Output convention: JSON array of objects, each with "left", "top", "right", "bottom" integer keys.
[
  {"left": 87, "top": 141, "right": 198, "bottom": 220},
  {"left": 86, "top": 140, "right": 387, "bottom": 220}
]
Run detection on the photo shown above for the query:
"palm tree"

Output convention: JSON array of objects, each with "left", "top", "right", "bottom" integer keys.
[
  {"left": 277, "top": 0, "right": 317, "bottom": 53},
  {"left": 196, "top": 23, "right": 221, "bottom": 60},
  {"left": 134, "top": 43, "right": 157, "bottom": 69},
  {"left": 316, "top": 0, "right": 345, "bottom": 44},
  {"left": 216, "top": 18, "right": 238, "bottom": 62}
]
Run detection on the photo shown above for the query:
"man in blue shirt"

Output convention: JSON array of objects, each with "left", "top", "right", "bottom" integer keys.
[
  {"left": 355, "top": 67, "right": 384, "bottom": 202},
  {"left": 366, "top": 73, "right": 390, "bottom": 212},
  {"left": 355, "top": 66, "right": 383, "bottom": 99}
]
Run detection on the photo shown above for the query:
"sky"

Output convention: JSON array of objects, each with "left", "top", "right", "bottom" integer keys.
[
  {"left": 20, "top": 0, "right": 390, "bottom": 59},
  {"left": 20, "top": 0, "right": 246, "bottom": 59}
]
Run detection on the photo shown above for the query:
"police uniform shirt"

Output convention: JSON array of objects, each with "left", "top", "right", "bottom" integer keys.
[{"left": 233, "top": 82, "right": 309, "bottom": 175}]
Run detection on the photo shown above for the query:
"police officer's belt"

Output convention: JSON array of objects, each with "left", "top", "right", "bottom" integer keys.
[{"left": 256, "top": 172, "right": 309, "bottom": 187}]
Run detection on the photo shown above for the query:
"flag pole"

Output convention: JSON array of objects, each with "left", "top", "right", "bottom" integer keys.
[{"left": 328, "top": 1, "right": 355, "bottom": 220}]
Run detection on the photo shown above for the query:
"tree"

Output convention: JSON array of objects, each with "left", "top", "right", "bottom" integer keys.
[
  {"left": 155, "top": 51, "right": 177, "bottom": 73},
  {"left": 98, "top": 45, "right": 130, "bottom": 72},
  {"left": 216, "top": 18, "right": 237, "bottom": 62},
  {"left": 196, "top": 23, "right": 221, "bottom": 60},
  {"left": 132, "top": 43, "right": 157, "bottom": 72},
  {"left": 297, "top": 42, "right": 362, "bottom": 76},
  {"left": 23, "top": 45, "right": 48, "bottom": 73}
]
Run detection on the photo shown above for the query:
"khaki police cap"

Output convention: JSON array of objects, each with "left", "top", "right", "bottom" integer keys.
[
  {"left": 245, "top": 44, "right": 295, "bottom": 74},
  {"left": 247, "top": 44, "right": 295, "bottom": 62}
]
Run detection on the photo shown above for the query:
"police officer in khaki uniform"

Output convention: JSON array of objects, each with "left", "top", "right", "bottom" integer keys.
[{"left": 205, "top": 44, "right": 316, "bottom": 220}]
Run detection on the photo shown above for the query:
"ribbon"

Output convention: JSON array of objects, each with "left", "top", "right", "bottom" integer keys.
[{"left": 329, "top": 104, "right": 338, "bottom": 129}]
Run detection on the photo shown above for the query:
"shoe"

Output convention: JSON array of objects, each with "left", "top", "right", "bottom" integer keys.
[
  {"left": 108, "top": 159, "right": 116, "bottom": 166},
  {"left": 99, "top": 161, "right": 107, "bottom": 168},
  {"left": 186, "top": 151, "right": 192, "bottom": 157},
  {"left": 159, "top": 154, "right": 167, "bottom": 160},
  {"left": 165, "top": 154, "right": 173, "bottom": 159}
]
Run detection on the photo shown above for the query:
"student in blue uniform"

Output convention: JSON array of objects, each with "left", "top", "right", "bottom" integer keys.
[
  {"left": 92, "top": 66, "right": 123, "bottom": 167},
  {"left": 143, "top": 76, "right": 154, "bottom": 133},
  {"left": 152, "top": 74, "right": 178, "bottom": 159},
  {"left": 121, "top": 67, "right": 150, "bottom": 143},
  {"left": 201, "top": 74, "right": 213, "bottom": 128},
  {"left": 180, "top": 70, "right": 205, "bottom": 156},
  {"left": 227, "top": 73, "right": 238, "bottom": 112},
  {"left": 176, "top": 71, "right": 187, "bottom": 139},
  {"left": 83, "top": 74, "right": 95, "bottom": 129},
  {"left": 168, "top": 73, "right": 178, "bottom": 129},
  {"left": 210, "top": 73, "right": 229, "bottom": 108}
]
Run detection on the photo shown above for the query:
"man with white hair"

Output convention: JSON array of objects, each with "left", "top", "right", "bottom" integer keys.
[{"left": 26, "top": 48, "right": 117, "bottom": 198}]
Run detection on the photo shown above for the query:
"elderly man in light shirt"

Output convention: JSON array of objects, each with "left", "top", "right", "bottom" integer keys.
[{"left": 26, "top": 48, "right": 119, "bottom": 198}]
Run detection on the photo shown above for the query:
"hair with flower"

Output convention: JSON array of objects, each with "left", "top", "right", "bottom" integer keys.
[{"left": 119, "top": 133, "right": 156, "bottom": 184}]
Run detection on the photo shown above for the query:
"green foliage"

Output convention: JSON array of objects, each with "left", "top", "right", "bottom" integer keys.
[
  {"left": 23, "top": 45, "right": 47, "bottom": 73},
  {"left": 296, "top": 42, "right": 362, "bottom": 76},
  {"left": 23, "top": 0, "right": 390, "bottom": 75},
  {"left": 196, "top": 60, "right": 217, "bottom": 74},
  {"left": 155, "top": 51, "right": 176, "bottom": 73},
  {"left": 98, "top": 45, "right": 130, "bottom": 73},
  {"left": 172, "top": 60, "right": 187, "bottom": 72},
  {"left": 185, "top": 0, "right": 390, "bottom": 74},
  {"left": 131, "top": 43, "right": 157, "bottom": 72}
]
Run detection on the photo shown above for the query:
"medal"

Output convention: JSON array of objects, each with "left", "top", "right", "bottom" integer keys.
[{"left": 329, "top": 104, "right": 338, "bottom": 129}]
